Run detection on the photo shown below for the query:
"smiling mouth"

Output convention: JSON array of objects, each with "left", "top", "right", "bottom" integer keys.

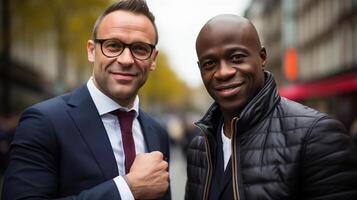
[
  {"left": 215, "top": 82, "right": 243, "bottom": 97},
  {"left": 110, "top": 72, "right": 136, "bottom": 82}
]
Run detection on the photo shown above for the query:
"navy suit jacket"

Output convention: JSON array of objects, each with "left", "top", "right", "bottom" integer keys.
[{"left": 2, "top": 85, "right": 171, "bottom": 200}]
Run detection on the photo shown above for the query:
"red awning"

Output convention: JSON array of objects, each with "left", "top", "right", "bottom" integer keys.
[{"left": 279, "top": 73, "right": 357, "bottom": 101}]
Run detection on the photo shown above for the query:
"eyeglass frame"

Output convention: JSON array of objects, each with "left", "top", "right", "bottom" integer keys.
[{"left": 94, "top": 38, "right": 156, "bottom": 60}]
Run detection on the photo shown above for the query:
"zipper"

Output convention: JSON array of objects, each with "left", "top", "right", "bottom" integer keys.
[
  {"left": 231, "top": 117, "right": 240, "bottom": 200},
  {"left": 195, "top": 124, "right": 213, "bottom": 200}
]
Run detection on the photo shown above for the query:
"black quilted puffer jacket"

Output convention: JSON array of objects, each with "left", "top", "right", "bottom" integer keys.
[{"left": 185, "top": 72, "right": 357, "bottom": 200}]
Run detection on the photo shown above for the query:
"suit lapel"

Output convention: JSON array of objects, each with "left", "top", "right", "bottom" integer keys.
[
  {"left": 138, "top": 110, "right": 161, "bottom": 152},
  {"left": 67, "top": 86, "right": 118, "bottom": 179}
]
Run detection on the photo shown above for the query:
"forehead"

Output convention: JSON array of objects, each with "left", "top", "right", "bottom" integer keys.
[
  {"left": 196, "top": 21, "right": 258, "bottom": 57},
  {"left": 97, "top": 10, "right": 156, "bottom": 43}
]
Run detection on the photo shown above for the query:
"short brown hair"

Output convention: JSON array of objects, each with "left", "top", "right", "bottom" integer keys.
[{"left": 91, "top": 0, "right": 158, "bottom": 44}]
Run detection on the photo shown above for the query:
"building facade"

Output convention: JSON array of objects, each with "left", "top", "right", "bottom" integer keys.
[
  {"left": 245, "top": 0, "right": 357, "bottom": 131},
  {"left": 0, "top": 0, "right": 97, "bottom": 115}
]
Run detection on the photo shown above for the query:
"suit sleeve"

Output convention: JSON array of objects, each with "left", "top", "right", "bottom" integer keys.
[
  {"left": 301, "top": 117, "right": 357, "bottom": 200},
  {"left": 1, "top": 108, "right": 121, "bottom": 200}
]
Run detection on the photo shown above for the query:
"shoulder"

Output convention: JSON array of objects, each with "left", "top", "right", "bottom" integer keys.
[
  {"left": 277, "top": 98, "right": 350, "bottom": 156},
  {"left": 30, "top": 94, "right": 69, "bottom": 113},
  {"left": 23, "top": 86, "right": 86, "bottom": 119},
  {"left": 17, "top": 89, "right": 79, "bottom": 136},
  {"left": 19, "top": 93, "right": 68, "bottom": 124},
  {"left": 272, "top": 97, "right": 330, "bottom": 129},
  {"left": 278, "top": 97, "right": 346, "bottom": 130},
  {"left": 277, "top": 97, "right": 326, "bottom": 119},
  {"left": 271, "top": 97, "right": 350, "bottom": 148},
  {"left": 13, "top": 95, "right": 70, "bottom": 153}
]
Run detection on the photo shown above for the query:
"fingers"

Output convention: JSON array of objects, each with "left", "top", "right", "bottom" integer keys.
[
  {"left": 150, "top": 151, "right": 168, "bottom": 172},
  {"left": 131, "top": 151, "right": 167, "bottom": 171},
  {"left": 150, "top": 151, "right": 164, "bottom": 160},
  {"left": 135, "top": 151, "right": 163, "bottom": 161},
  {"left": 157, "top": 159, "right": 169, "bottom": 171}
]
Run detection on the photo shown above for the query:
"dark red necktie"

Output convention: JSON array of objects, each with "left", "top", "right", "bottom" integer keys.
[{"left": 112, "top": 110, "right": 136, "bottom": 174}]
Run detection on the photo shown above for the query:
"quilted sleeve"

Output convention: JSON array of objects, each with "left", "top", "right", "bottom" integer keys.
[{"left": 301, "top": 116, "right": 357, "bottom": 200}]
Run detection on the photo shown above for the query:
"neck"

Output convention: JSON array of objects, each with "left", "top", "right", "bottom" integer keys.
[
  {"left": 92, "top": 77, "right": 135, "bottom": 109},
  {"left": 222, "top": 111, "right": 239, "bottom": 139},
  {"left": 115, "top": 97, "right": 135, "bottom": 109}
]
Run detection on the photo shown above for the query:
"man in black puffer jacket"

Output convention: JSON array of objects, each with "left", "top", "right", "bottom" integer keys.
[{"left": 185, "top": 14, "right": 357, "bottom": 200}]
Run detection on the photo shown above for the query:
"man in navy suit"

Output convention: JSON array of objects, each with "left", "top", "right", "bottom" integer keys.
[{"left": 2, "top": 0, "right": 171, "bottom": 199}]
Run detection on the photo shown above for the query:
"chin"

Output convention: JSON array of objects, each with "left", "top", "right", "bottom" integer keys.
[
  {"left": 113, "top": 90, "right": 134, "bottom": 99},
  {"left": 218, "top": 98, "right": 247, "bottom": 113}
]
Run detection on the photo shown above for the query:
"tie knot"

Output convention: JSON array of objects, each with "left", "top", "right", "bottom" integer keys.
[
  {"left": 112, "top": 109, "right": 135, "bottom": 119},
  {"left": 111, "top": 110, "right": 136, "bottom": 133}
]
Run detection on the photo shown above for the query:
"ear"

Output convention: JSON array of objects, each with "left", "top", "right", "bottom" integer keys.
[
  {"left": 149, "top": 49, "right": 159, "bottom": 71},
  {"left": 260, "top": 47, "right": 267, "bottom": 69},
  {"left": 87, "top": 40, "right": 95, "bottom": 63}
]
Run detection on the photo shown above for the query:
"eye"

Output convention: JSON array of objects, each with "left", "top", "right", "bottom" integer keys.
[
  {"left": 131, "top": 43, "right": 151, "bottom": 55},
  {"left": 103, "top": 40, "right": 123, "bottom": 52},
  {"left": 200, "top": 59, "right": 216, "bottom": 70},
  {"left": 230, "top": 53, "right": 245, "bottom": 63}
]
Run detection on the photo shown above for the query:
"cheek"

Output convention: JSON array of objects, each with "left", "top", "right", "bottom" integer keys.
[
  {"left": 245, "top": 67, "right": 264, "bottom": 93},
  {"left": 201, "top": 71, "right": 217, "bottom": 97},
  {"left": 136, "top": 63, "right": 152, "bottom": 83},
  {"left": 93, "top": 62, "right": 106, "bottom": 80},
  {"left": 200, "top": 70, "right": 213, "bottom": 84},
  {"left": 137, "top": 62, "right": 150, "bottom": 74},
  {"left": 93, "top": 60, "right": 113, "bottom": 86},
  {"left": 96, "top": 58, "right": 117, "bottom": 78},
  {"left": 93, "top": 63, "right": 101, "bottom": 77},
  {"left": 240, "top": 63, "right": 261, "bottom": 79}
]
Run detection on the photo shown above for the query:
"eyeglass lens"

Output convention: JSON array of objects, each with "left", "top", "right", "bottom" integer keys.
[{"left": 101, "top": 39, "right": 153, "bottom": 60}]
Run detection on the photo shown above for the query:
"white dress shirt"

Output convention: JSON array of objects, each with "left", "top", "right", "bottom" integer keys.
[{"left": 87, "top": 77, "right": 147, "bottom": 200}]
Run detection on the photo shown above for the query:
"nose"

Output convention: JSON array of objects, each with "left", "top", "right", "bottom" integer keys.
[
  {"left": 116, "top": 47, "right": 134, "bottom": 66},
  {"left": 214, "top": 60, "right": 236, "bottom": 80}
]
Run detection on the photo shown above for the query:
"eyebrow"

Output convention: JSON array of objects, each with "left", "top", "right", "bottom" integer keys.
[
  {"left": 198, "top": 46, "right": 250, "bottom": 61},
  {"left": 226, "top": 46, "right": 250, "bottom": 54}
]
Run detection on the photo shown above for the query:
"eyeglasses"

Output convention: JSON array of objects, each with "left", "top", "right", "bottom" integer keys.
[{"left": 94, "top": 39, "right": 156, "bottom": 60}]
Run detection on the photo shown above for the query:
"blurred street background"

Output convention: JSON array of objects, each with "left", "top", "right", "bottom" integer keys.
[{"left": 1, "top": 0, "right": 357, "bottom": 199}]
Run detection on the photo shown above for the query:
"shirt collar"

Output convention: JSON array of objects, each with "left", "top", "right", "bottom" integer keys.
[{"left": 86, "top": 77, "right": 139, "bottom": 117}]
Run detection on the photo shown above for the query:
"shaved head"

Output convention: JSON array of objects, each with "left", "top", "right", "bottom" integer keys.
[{"left": 196, "top": 14, "right": 262, "bottom": 57}]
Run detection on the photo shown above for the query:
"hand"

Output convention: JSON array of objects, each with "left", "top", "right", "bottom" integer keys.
[{"left": 126, "top": 151, "right": 169, "bottom": 199}]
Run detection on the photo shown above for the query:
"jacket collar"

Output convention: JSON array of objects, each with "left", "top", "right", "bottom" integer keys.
[{"left": 196, "top": 71, "right": 280, "bottom": 137}]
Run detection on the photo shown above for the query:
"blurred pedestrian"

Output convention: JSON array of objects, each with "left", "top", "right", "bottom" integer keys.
[
  {"left": 2, "top": 0, "right": 171, "bottom": 199},
  {"left": 185, "top": 14, "right": 357, "bottom": 200}
]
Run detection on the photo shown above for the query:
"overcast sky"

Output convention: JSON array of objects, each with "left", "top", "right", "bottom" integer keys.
[{"left": 147, "top": 0, "right": 252, "bottom": 88}]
